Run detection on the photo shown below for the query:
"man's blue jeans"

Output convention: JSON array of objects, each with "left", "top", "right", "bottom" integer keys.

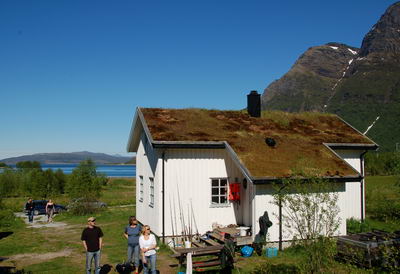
[
  {"left": 86, "top": 250, "right": 101, "bottom": 274},
  {"left": 28, "top": 211, "right": 34, "bottom": 223},
  {"left": 143, "top": 254, "right": 156, "bottom": 274},
  {"left": 127, "top": 244, "right": 140, "bottom": 268}
]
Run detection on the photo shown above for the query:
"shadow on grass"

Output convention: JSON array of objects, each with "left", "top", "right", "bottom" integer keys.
[
  {"left": 0, "top": 232, "right": 13, "bottom": 240},
  {"left": 0, "top": 266, "right": 31, "bottom": 274}
]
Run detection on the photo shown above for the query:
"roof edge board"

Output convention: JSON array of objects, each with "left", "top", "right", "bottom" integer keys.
[
  {"left": 152, "top": 141, "right": 225, "bottom": 149},
  {"left": 325, "top": 143, "right": 379, "bottom": 150},
  {"left": 223, "top": 141, "right": 254, "bottom": 183},
  {"left": 323, "top": 143, "right": 362, "bottom": 176},
  {"left": 252, "top": 175, "right": 363, "bottom": 184},
  {"left": 137, "top": 108, "right": 156, "bottom": 147},
  {"left": 335, "top": 115, "right": 379, "bottom": 148},
  {"left": 126, "top": 108, "right": 140, "bottom": 152}
]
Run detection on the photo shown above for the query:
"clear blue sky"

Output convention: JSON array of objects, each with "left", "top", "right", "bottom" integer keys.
[{"left": 0, "top": 0, "right": 397, "bottom": 159}]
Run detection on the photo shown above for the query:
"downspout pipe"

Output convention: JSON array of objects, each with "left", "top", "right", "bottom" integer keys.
[
  {"left": 279, "top": 195, "right": 283, "bottom": 251},
  {"left": 162, "top": 151, "right": 165, "bottom": 243},
  {"left": 360, "top": 150, "right": 368, "bottom": 222}
]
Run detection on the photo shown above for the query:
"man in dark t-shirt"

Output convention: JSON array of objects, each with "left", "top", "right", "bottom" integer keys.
[{"left": 81, "top": 216, "right": 104, "bottom": 274}]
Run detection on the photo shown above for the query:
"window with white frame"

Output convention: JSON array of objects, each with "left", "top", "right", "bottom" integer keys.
[
  {"left": 149, "top": 177, "right": 154, "bottom": 207},
  {"left": 139, "top": 176, "right": 144, "bottom": 202},
  {"left": 211, "top": 178, "right": 228, "bottom": 205}
]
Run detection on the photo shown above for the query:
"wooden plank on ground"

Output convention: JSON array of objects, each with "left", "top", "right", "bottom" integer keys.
[
  {"left": 169, "top": 258, "right": 220, "bottom": 267},
  {"left": 215, "top": 227, "right": 240, "bottom": 235},
  {"left": 234, "top": 236, "right": 253, "bottom": 246},
  {"left": 193, "top": 261, "right": 221, "bottom": 268},
  {"left": 209, "top": 232, "right": 225, "bottom": 243},
  {"left": 192, "top": 241, "right": 205, "bottom": 247},
  {"left": 171, "top": 245, "right": 223, "bottom": 257},
  {"left": 201, "top": 238, "right": 220, "bottom": 246}
]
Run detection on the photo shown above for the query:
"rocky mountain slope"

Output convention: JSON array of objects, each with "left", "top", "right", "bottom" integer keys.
[{"left": 262, "top": 2, "right": 400, "bottom": 151}]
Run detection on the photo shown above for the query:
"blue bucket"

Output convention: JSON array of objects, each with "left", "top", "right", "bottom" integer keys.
[
  {"left": 266, "top": 247, "right": 278, "bottom": 257},
  {"left": 241, "top": 246, "right": 254, "bottom": 257}
]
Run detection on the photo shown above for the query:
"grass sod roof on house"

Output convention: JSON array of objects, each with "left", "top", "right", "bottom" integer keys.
[{"left": 139, "top": 108, "right": 377, "bottom": 179}]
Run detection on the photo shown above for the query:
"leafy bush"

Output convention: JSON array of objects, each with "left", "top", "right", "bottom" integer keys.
[
  {"left": 301, "top": 237, "right": 337, "bottom": 274},
  {"left": 272, "top": 177, "right": 341, "bottom": 240},
  {"left": 380, "top": 243, "right": 400, "bottom": 273},
  {"left": 250, "top": 261, "right": 301, "bottom": 273},
  {"left": 368, "top": 193, "right": 400, "bottom": 221},
  {"left": 67, "top": 199, "right": 104, "bottom": 215},
  {"left": 66, "top": 159, "right": 108, "bottom": 215},
  {"left": 0, "top": 167, "right": 67, "bottom": 198},
  {"left": 0, "top": 209, "right": 16, "bottom": 228},
  {"left": 366, "top": 152, "right": 400, "bottom": 176},
  {"left": 272, "top": 177, "right": 340, "bottom": 273},
  {"left": 346, "top": 218, "right": 371, "bottom": 234},
  {"left": 66, "top": 159, "right": 104, "bottom": 201}
]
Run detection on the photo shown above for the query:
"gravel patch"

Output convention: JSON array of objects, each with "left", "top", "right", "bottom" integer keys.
[{"left": 14, "top": 212, "right": 67, "bottom": 228}]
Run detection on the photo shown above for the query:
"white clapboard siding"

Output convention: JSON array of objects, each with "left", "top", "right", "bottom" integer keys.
[
  {"left": 334, "top": 149, "right": 364, "bottom": 220},
  {"left": 163, "top": 148, "right": 245, "bottom": 236},
  {"left": 254, "top": 183, "right": 347, "bottom": 242},
  {"left": 136, "top": 133, "right": 161, "bottom": 234}
]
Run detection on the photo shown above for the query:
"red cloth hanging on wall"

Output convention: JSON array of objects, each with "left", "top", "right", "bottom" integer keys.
[{"left": 229, "top": 183, "right": 240, "bottom": 201}]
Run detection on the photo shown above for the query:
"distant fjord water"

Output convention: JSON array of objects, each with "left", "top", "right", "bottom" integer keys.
[{"left": 5, "top": 164, "right": 136, "bottom": 177}]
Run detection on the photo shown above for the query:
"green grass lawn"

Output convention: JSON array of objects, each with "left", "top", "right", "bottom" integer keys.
[
  {"left": 1, "top": 176, "right": 399, "bottom": 273},
  {"left": 365, "top": 175, "right": 400, "bottom": 230},
  {"left": 101, "top": 178, "right": 136, "bottom": 206}
]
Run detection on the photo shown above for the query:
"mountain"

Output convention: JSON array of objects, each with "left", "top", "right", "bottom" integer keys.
[
  {"left": 262, "top": 2, "right": 400, "bottom": 152},
  {"left": 0, "top": 151, "right": 134, "bottom": 165}
]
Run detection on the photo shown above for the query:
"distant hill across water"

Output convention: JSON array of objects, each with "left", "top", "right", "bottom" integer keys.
[{"left": 0, "top": 151, "right": 135, "bottom": 165}]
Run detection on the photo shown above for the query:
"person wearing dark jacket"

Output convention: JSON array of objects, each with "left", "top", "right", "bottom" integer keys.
[
  {"left": 25, "top": 198, "right": 34, "bottom": 223},
  {"left": 221, "top": 233, "right": 235, "bottom": 273},
  {"left": 81, "top": 216, "right": 104, "bottom": 274}
]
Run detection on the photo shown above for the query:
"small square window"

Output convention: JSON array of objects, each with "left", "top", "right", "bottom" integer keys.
[
  {"left": 210, "top": 178, "right": 229, "bottom": 205},
  {"left": 149, "top": 177, "right": 154, "bottom": 207},
  {"left": 139, "top": 176, "right": 144, "bottom": 202}
]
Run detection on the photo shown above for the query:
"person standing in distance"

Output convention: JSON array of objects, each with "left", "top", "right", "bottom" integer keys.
[
  {"left": 139, "top": 225, "right": 157, "bottom": 274},
  {"left": 124, "top": 216, "right": 141, "bottom": 274},
  {"left": 25, "top": 198, "right": 34, "bottom": 223},
  {"left": 81, "top": 217, "right": 103, "bottom": 274},
  {"left": 45, "top": 199, "right": 55, "bottom": 223}
]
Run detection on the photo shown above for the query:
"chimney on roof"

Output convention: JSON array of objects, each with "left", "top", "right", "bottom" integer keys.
[{"left": 247, "top": 90, "right": 261, "bottom": 117}]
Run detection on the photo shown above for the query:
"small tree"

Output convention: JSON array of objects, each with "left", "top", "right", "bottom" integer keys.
[
  {"left": 67, "top": 159, "right": 102, "bottom": 200},
  {"left": 66, "top": 159, "right": 105, "bottom": 214},
  {"left": 16, "top": 161, "right": 41, "bottom": 169},
  {"left": 273, "top": 177, "right": 341, "bottom": 273},
  {"left": 31, "top": 169, "right": 47, "bottom": 198},
  {"left": 54, "top": 169, "right": 67, "bottom": 194},
  {"left": 0, "top": 169, "right": 18, "bottom": 197}
]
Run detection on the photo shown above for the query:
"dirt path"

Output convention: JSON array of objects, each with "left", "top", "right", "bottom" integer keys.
[{"left": 9, "top": 249, "right": 74, "bottom": 268}]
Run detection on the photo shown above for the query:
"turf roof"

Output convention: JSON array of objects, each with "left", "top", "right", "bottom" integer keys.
[{"left": 139, "top": 108, "right": 376, "bottom": 179}]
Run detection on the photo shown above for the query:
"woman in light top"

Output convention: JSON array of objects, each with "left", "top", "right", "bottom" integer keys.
[
  {"left": 139, "top": 225, "right": 157, "bottom": 274},
  {"left": 124, "top": 216, "right": 141, "bottom": 274},
  {"left": 45, "top": 199, "right": 55, "bottom": 223}
]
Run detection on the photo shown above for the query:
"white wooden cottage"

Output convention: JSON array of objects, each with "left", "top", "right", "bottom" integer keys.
[{"left": 126, "top": 93, "right": 378, "bottom": 242}]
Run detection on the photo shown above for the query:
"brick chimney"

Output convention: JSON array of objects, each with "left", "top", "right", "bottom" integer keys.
[{"left": 247, "top": 90, "right": 261, "bottom": 117}]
